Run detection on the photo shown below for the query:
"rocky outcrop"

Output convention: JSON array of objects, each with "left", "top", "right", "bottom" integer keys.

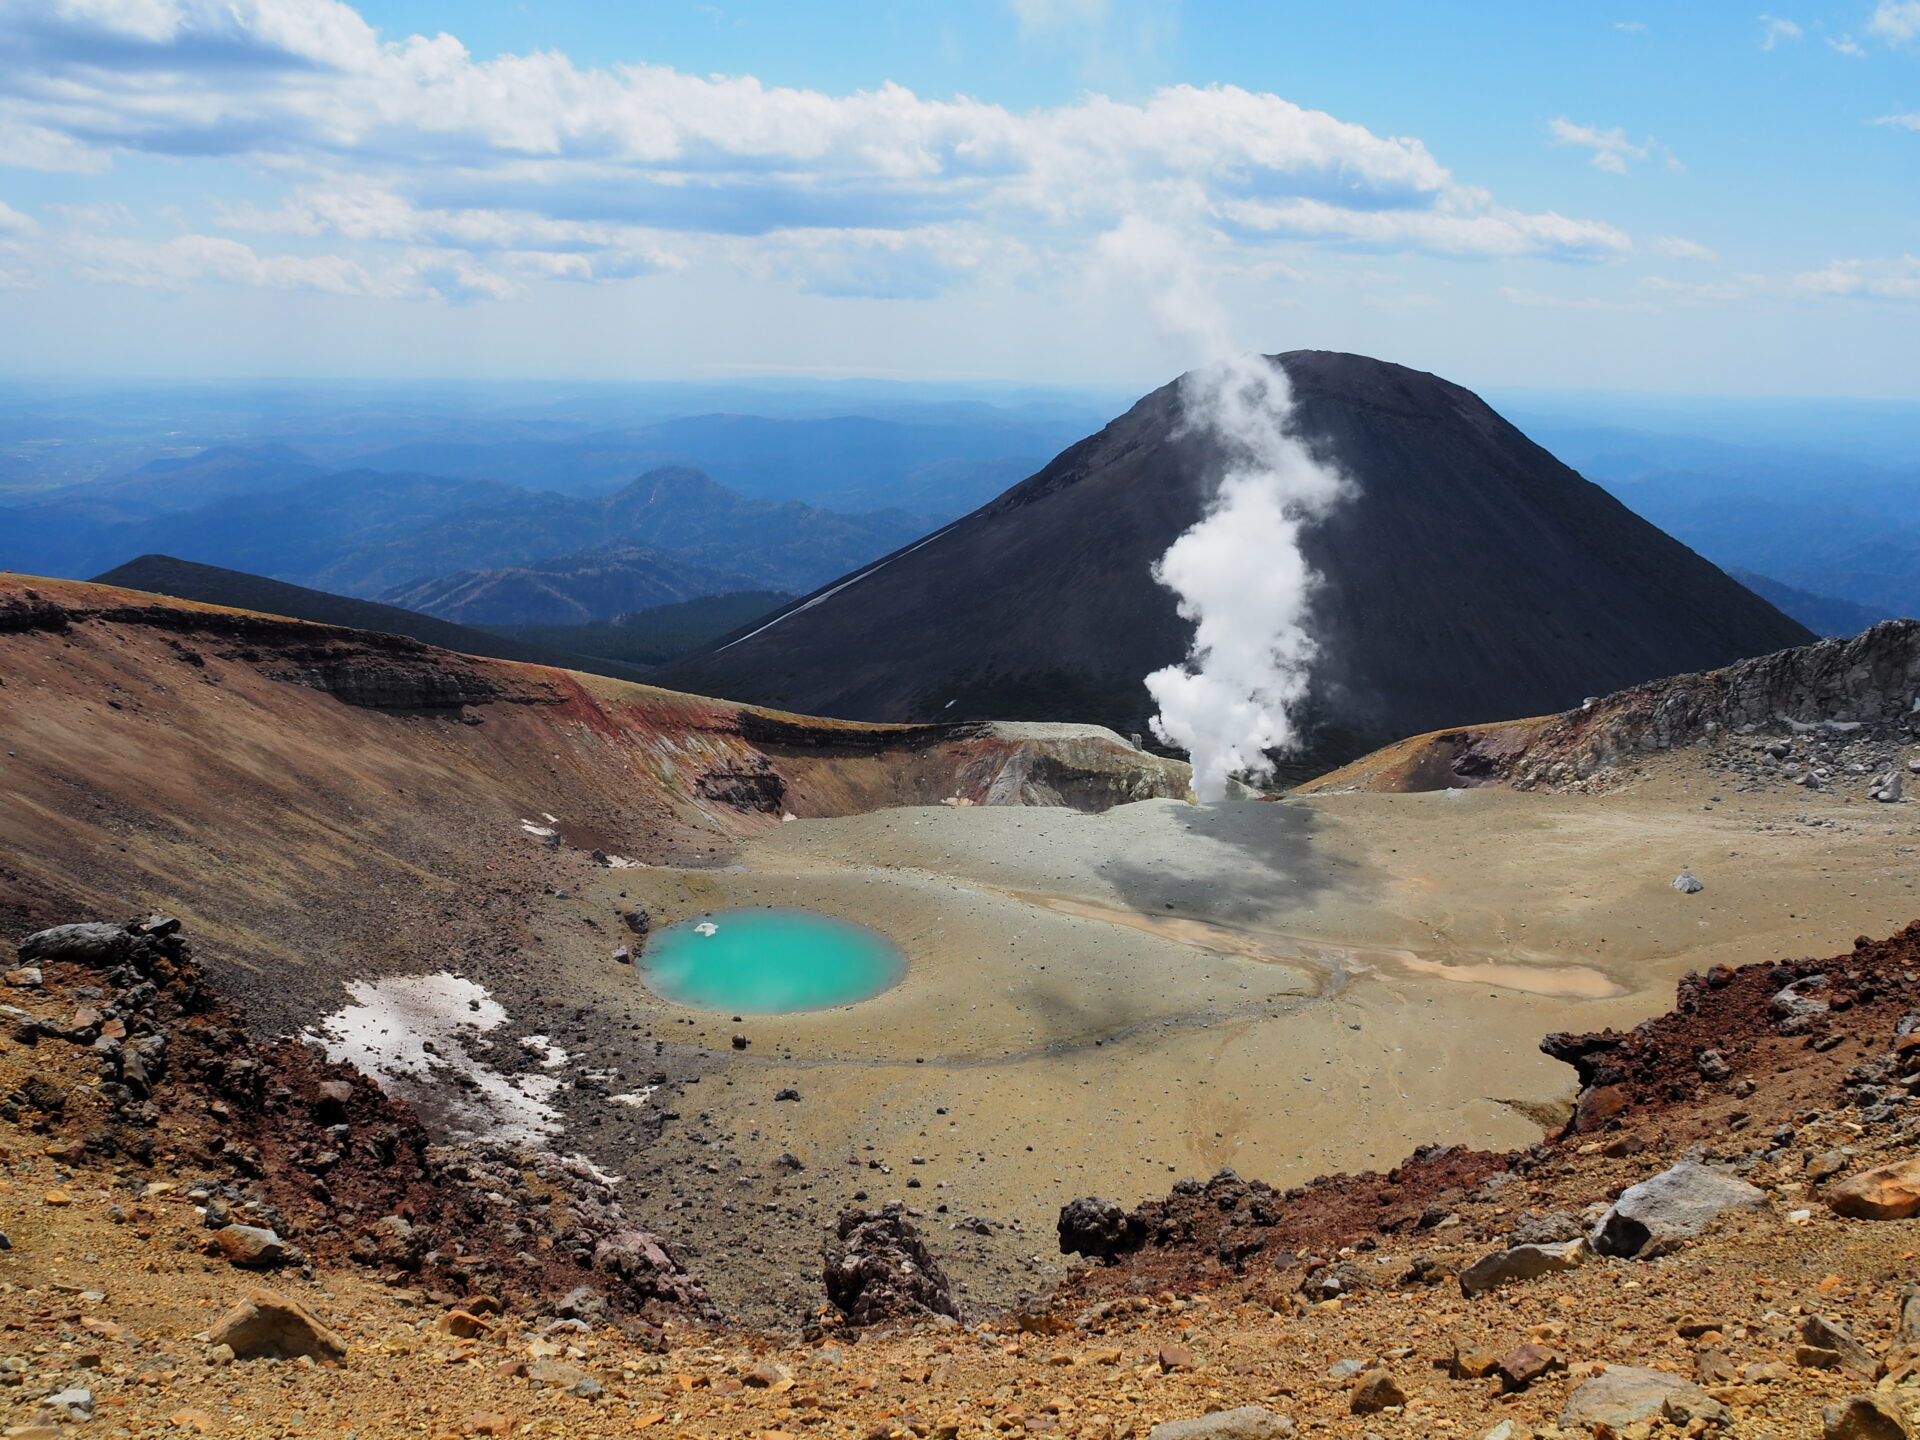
[
  {"left": 208, "top": 1289, "right": 348, "bottom": 1362},
  {"left": 1558, "top": 1366, "right": 1726, "bottom": 1432},
  {"left": 695, "top": 758, "right": 787, "bottom": 812},
  {"left": 1588, "top": 1161, "right": 1767, "bottom": 1259},
  {"left": 1057, "top": 1151, "right": 1504, "bottom": 1281},
  {"left": 259, "top": 653, "right": 527, "bottom": 710},
  {"left": 1457, "top": 1238, "right": 1587, "bottom": 1297},
  {"left": 1511, "top": 619, "right": 1920, "bottom": 788},
  {"left": 3, "top": 582, "right": 564, "bottom": 711},
  {"left": 1303, "top": 618, "right": 1920, "bottom": 795},
  {"left": 1827, "top": 1157, "right": 1920, "bottom": 1220},
  {"left": 7, "top": 917, "right": 708, "bottom": 1318},
  {"left": 1059, "top": 1196, "right": 1149, "bottom": 1262},
  {"left": 1148, "top": 1407, "right": 1296, "bottom": 1439},
  {"left": 822, "top": 1204, "right": 962, "bottom": 1326}
]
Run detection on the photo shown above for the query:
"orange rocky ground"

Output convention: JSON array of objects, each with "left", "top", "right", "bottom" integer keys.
[
  {"left": 8, "top": 580, "right": 1920, "bottom": 1438},
  {"left": 6, "top": 917, "right": 1920, "bottom": 1439}
]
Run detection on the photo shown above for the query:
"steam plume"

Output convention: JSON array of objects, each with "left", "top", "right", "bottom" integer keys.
[{"left": 1099, "top": 219, "right": 1350, "bottom": 802}]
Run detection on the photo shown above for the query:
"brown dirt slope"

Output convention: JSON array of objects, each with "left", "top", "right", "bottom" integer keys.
[{"left": 0, "top": 573, "right": 1185, "bottom": 1031}]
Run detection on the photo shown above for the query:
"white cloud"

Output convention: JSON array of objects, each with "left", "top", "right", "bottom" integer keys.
[
  {"left": 71, "top": 233, "right": 385, "bottom": 295},
  {"left": 1828, "top": 33, "right": 1867, "bottom": 54},
  {"left": 1869, "top": 1, "right": 1920, "bottom": 44},
  {"left": 51, "top": 201, "right": 134, "bottom": 230},
  {"left": 1614, "top": 20, "right": 1648, "bottom": 33},
  {"left": 1221, "top": 195, "right": 1630, "bottom": 258},
  {"left": 1654, "top": 234, "right": 1717, "bottom": 260},
  {"left": 747, "top": 224, "right": 1016, "bottom": 299},
  {"left": 1793, "top": 255, "right": 1920, "bottom": 299},
  {"left": 0, "top": 200, "right": 35, "bottom": 233},
  {"left": 1505, "top": 258, "right": 1920, "bottom": 309},
  {"left": 1872, "top": 111, "right": 1920, "bottom": 129},
  {"left": 65, "top": 231, "right": 523, "bottom": 301},
  {"left": 1549, "top": 118, "right": 1677, "bottom": 174},
  {"left": 1758, "top": 14, "right": 1804, "bottom": 48},
  {"left": 0, "top": 116, "right": 115, "bottom": 174},
  {"left": 220, "top": 186, "right": 686, "bottom": 277},
  {"left": 0, "top": 0, "right": 1634, "bottom": 302}
]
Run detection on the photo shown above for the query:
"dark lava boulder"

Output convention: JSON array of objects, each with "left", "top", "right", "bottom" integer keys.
[
  {"left": 1058, "top": 1195, "right": 1147, "bottom": 1261},
  {"left": 822, "top": 1203, "right": 961, "bottom": 1326},
  {"left": 654, "top": 351, "right": 1810, "bottom": 777}
]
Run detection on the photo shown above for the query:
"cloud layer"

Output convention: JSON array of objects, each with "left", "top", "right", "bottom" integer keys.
[{"left": 0, "top": 0, "right": 1632, "bottom": 303}]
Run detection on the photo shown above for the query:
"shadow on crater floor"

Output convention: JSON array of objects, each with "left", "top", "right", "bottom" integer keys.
[{"left": 1098, "top": 798, "right": 1348, "bottom": 926}]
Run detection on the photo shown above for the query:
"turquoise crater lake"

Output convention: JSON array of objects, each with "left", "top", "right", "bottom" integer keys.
[{"left": 640, "top": 907, "right": 905, "bottom": 1014}]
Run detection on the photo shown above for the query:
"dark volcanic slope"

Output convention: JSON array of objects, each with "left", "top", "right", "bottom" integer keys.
[
  {"left": 655, "top": 352, "right": 1813, "bottom": 770},
  {"left": 88, "top": 554, "right": 651, "bottom": 682}
]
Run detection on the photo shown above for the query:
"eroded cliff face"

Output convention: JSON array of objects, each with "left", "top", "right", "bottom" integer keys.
[
  {"left": 1505, "top": 619, "right": 1920, "bottom": 790},
  {"left": 1301, "top": 620, "right": 1920, "bottom": 795}
]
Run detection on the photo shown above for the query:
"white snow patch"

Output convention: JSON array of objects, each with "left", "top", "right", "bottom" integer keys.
[
  {"left": 313, "top": 972, "right": 562, "bottom": 1145},
  {"left": 519, "top": 819, "right": 557, "bottom": 837},
  {"left": 694, "top": 921, "right": 719, "bottom": 937},
  {"left": 609, "top": 1086, "right": 659, "bottom": 1108},
  {"left": 519, "top": 1033, "right": 570, "bottom": 1069}
]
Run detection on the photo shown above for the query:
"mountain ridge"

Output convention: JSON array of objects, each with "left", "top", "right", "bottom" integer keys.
[
  {"left": 656, "top": 350, "right": 1814, "bottom": 773},
  {"left": 84, "top": 554, "right": 656, "bottom": 682}
]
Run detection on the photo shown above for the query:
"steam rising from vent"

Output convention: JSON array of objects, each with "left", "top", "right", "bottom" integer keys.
[
  {"left": 1097, "top": 219, "right": 1351, "bottom": 802},
  {"left": 1146, "top": 358, "right": 1348, "bottom": 800}
]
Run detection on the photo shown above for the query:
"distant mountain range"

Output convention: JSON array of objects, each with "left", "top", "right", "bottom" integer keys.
[
  {"left": 379, "top": 543, "right": 760, "bottom": 626},
  {"left": 656, "top": 352, "right": 1814, "bottom": 774},
  {"left": 0, "top": 396, "right": 1106, "bottom": 626},
  {"left": 1, "top": 460, "right": 936, "bottom": 617},
  {"left": 346, "top": 411, "right": 1072, "bottom": 512},
  {"left": 1516, "top": 420, "right": 1920, "bottom": 623},
  {"left": 87, "top": 555, "right": 652, "bottom": 682},
  {"left": 481, "top": 591, "right": 795, "bottom": 668},
  {"left": 1726, "top": 568, "right": 1891, "bottom": 638},
  {"left": 10, "top": 382, "right": 1915, "bottom": 646},
  {"left": 340, "top": 465, "right": 933, "bottom": 601}
]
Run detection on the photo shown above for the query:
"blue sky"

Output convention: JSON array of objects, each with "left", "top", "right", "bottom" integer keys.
[{"left": 1, "top": 0, "right": 1917, "bottom": 395}]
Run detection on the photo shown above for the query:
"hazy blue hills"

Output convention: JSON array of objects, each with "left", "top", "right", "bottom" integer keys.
[
  {"left": 378, "top": 544, "right": 765, "bottom": 627},
  {"left": 0, "top": 386, "right": 1101, "bottom": 624},
  {"left": 1727, "top": 568, "right": 1893, "bottom": 638},
  {"left": 0, "top": 462, "right": 939, "bottom": 614},
  {"left": 6, "top": 378, "right": 1917, "bottom": 654},
  {"left": 0, "top": 381, "right": 1106, "bottom": 507},
  {"left": 1, "top": 467, "right": 526, "bottom": 587},
  {"left": 86, "top": 554, "right": 653, "bottom": 682},
  {"left": 347, "top": 410, "right": 1082, "bottom": 513},
  {"left": 1514, "top": 419, "right": 1920, "bottom": 622},
  {"left": 341, "top": 465, "right": 937, "bottom": 603},
  {"left": 79, "top": 444, "right": 324, "bottom": 513},
  {"left": 481, "top": 591, "right": 796, "bottom": 667}
]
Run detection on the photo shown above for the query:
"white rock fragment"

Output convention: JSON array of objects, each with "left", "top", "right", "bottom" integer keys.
[{"left": 313, "top": 973, "right": 562, "bottom": 1144}]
